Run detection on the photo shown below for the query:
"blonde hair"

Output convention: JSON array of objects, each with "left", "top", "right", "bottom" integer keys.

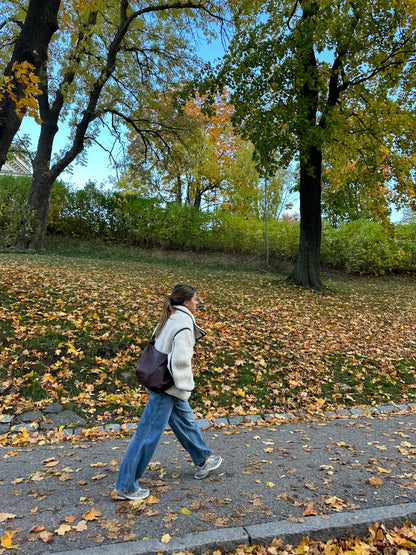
[{"left": 154, "top": 284, "right": 196, "bottom": 338}]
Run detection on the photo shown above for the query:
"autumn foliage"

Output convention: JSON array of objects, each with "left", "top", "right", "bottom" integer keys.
[
  {"left": 0, "top": 61, "right": 42, "bottom": 123},
  {"left": 1, "top": 246, "right": 415, "bottom": 430}
]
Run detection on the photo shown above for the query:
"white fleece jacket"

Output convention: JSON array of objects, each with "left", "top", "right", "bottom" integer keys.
[{"left": 154, "top": 306, "right": 206, "bottom": 401}]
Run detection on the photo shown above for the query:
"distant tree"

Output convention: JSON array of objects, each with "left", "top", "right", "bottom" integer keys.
[
  {"left": 119, "top": 89, "right": 265, "bottom": 212},
  {"left": 401, "top": 206, "right": 416, "bottom": 224}
]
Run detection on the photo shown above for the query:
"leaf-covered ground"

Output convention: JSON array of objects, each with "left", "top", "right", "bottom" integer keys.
[{"left": 1, "top": 245, "right": 415, "bottom": 426}]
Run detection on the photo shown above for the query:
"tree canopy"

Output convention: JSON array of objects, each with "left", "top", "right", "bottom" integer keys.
[
  {"left": 0, "top": 0, "right": 223, "bottom": 249},
  {"left": 209, "top": 0, "right": 416, "bottom": 287}
]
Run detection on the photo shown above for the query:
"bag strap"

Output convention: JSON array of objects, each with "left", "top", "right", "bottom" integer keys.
[
  {"left": 172, "top": 327, "right": 191, "bottom": 340},
  {"left": 150, "top": 326, "right": 191, "bottom": 343}
]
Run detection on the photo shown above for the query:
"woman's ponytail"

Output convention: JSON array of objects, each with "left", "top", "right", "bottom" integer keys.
[{"left": 154, "top": 296, "right": 173, "bottom": 338}]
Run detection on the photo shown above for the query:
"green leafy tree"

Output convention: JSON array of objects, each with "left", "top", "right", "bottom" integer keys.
[
  {"left": 0, "top": 0, "right": 223, "bottom": 250},
  {"left": 210, "top": 0, "right": 416, "bottom": 288},
  {"left": 323, "top": 93, "right": 416, "bottom": 227}
]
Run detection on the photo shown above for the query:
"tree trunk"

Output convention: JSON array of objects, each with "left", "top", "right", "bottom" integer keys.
[
  {"left": 14, "top": 119, "right": 58, "bottom": 250},
  {"left": 0, "top": 0, "right": 60, "bottom": 169},
  {"left": 175, "top": 176, "right": 182, "bottom": 204},
  {"left": 287, "top": 1, "right": 323, "bottom": 289},
  {"left": 193, "top": 188, "right": 202, "bottom": 210},
  {"left": 14, "top": 173, "right": 54, "bottom": 250},
  {"left": 288, "top": 145, "right": 323, "bottom": 289}
]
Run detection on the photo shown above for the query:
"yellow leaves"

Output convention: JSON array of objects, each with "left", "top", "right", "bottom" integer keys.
[
  {"left": 82, "top": 508, "right": 101, "bottom": 521},
  {"left": 55, "top": 524, "right": 72, "bottom": 536},
  {"left": 160, "top": 533, "right": 171, "bottom": 543},
  {"left": 42, "top": 457, "right": 59, "bottom": 467},
  {"left": 0, "top": 61, "right": 43, "bottom": 123},
  {"left": 1, "top": 530, "right": 17, "bottom": 549},
  {"left": 377, "top": 466, "right": 390, "bottom": 474},
  {"left": 180, "top": 507, "right": 191, "bottom": 514}
]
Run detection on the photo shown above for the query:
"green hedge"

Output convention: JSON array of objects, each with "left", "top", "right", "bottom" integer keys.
[
  {"left": 1, "top": 178, "right": 415, "bottom": 274},
  {"left": 321, "top": 220, "right": 416, "bottom": 274}
]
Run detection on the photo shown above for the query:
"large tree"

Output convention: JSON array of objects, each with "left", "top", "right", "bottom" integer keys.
[
  {"left": 211, "top": 0, "right": 416, "bottom": 288},
  {"left": 0, "top": 0, "right": 61, "bottom": 170},
  {"left": 0, "top": 0, "right": 222, "bottom": 250}
]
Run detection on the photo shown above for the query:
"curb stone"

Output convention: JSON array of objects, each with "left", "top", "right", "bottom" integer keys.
[
  {"left": 1, "top": 402, "right": 416, "bottom": 440},
  {"left": 49, "top": 502, "right": 416, "bottom": 555}
]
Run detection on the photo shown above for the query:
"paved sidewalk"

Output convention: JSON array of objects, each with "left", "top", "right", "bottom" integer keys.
[{"left": 2, "top": 409, "right": 416, "bottom": 554}]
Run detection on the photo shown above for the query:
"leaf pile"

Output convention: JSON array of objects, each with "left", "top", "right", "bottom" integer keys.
[
  {"left": 195, "top": 520, "right": 416, "bottom": 554},
  {"left": 1, "top": 251, "right": 415, "bottom": 429}
]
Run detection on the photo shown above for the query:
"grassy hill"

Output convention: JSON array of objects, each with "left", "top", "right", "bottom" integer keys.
[{"left": 1, "top": 238, "right": 415, "bottom": 425}]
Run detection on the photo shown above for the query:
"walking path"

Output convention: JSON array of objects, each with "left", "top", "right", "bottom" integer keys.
[{"left": 1, "top": 404, "right": 416, "bottom": 554}]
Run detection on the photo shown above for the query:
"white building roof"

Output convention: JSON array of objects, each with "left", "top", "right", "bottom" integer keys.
[{"left": 1, "top": 157, "right": 31, "bottom": 176}]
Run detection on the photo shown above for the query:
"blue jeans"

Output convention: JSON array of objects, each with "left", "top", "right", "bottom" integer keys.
[{"left": 115, "top": 391, "right": 213, "bottom": 493}]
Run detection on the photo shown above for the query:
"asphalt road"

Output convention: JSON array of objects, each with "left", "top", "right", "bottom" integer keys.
[{"left": 2, "top": 411, "right": 416, "bottom": 554}]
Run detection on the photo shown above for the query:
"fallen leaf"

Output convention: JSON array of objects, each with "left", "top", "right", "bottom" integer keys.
[
  {"left": 161, "top": 533, "right": 171, "bottom": 543},
  {"left": 1, "top": 531, "right": 15, "bottom": 548},
  {"left": 73, "top": 520, "right": 88, "bottom": 532},
  {"left": 0, "top": 513, "right": 16, "bottom": 523},
  {"left": 303, "top": 504, "right": 318, "bottom": 516},
  {"left": 39, "top": 530, "right": 54, "bottom": 543},
  {"left": 42, "top": 457, "right": 59, "bottom": 467},
  {"left": 55, "top": 524, "right": 72, "bottom": 536},
  {"left": 288, "top": 515, "right": 304, "bottom": 523},
  {"left": 369, "top": 477, "right": 383, "bottom": 487},
  {"left": 377, "top": 466, "right": 391, "bottom": 474},
  {"left": 83, "top": 508, "right": 102, "bottom": 521},
  {"left": 91, "top": 473, "right": 107, "bottom": 481},
  {"left": 30, "top": 525, "right": 45, "bottom": 533}
]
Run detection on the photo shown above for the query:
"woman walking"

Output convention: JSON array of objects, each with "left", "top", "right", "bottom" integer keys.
[{"left": 114, "top": 284, "right": 222, "bottom": 500}]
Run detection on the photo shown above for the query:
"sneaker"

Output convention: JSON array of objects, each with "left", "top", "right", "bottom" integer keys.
[
  {"left": 194, "top": 455, "right": 222, "bottom": 480},
  {"left": 113, "top": 487, "right": 150, "bottom": 500}
]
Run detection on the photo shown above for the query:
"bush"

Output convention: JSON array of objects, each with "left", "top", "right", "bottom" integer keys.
[
  {"left": 207, "top": 211, "right": 265, "bottom": 254},
  {"left": 0, "top": 176, "right": 33, "bottom": 245},
  {"left": 321, "top": 219, "right": 407, "bottom": 274},
  {"left": 153, "top": 203, "right": 210, "bottom": 250},
  {"left": 2, "top": 176, "right": 415, "bottom": 275},
  {"left": 393, "top": 223, "right": 416, "bottom": 273},
  {"left": 268, "top": 220, "right": 300, "bottom": 260}
]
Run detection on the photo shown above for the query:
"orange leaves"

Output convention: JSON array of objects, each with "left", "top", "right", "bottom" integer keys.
[{"left": 1, "top": 253, "right": 415, "bottom": 435}]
